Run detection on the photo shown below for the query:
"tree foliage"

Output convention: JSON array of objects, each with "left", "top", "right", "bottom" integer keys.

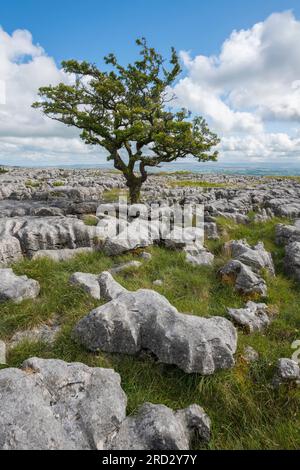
[{"left": 33, "top": 38, "right": 220, "bottom": 202}]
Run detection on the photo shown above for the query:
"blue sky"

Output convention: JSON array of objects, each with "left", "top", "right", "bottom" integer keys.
[
  {"left": 1, "top": 1, "right": 300, "bottom": 166},
  {"left": 2, "top": 0, "right": 300, "bottom": 65}
]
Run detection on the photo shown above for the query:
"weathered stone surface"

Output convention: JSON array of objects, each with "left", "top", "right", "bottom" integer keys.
[
  {"left": 0, "top": 358, "right": 127, "bottom": 450},
  {"left": 284, "top": 242, "right": 300, "bottom": 282},
  {"left": 164, "top": 227, "right": 204, "bottom": 250},
  {"left": 0, "top": 340, "right": 6, "bottom": 364},
  {"left": 227, "top": 301, "right": 271, "bottom": 332},
  {"left": 109, "top": 261, "right": 142, "bottom": 274},
  {"left": 224, "top": 240, "right": 275, "bottom": 276},
  {"left": 0, "top": 216, "right": 99, "bottom": 258},
  {"left": 140, "top": 251, "right": 152, "bottom": 260},
  {"left": 0, "top": 236, "right": 23, "bottom": 266},
  {"left": 272, "top": 358, "right": 300, "bottom": 388},
  {"left": 9, "top": 322, "right": 60, "bottom": 349},
  {"left": 74, "top": 282, "right": 237, "bottom": 375},
  {"left": 110, "top": 403, "right": 211, "bottom": 450},
  {"left": 69, "top": 272, "right": 100, "bottom": 299},
  {"left": 204, "top": 222, "right": 219, "bottom": 240},
  {"left": 185, "top": 244, "right": 214, "bottom": 267},
  {"left": 219, "top": 260, "right": 267, "bottom": 297},
  {"left": 0, "top": 269, "right": 40, "bottom": 303},
  {"left": 0, "top": 358, "right": 211, "bottom": 450},
  {"left": 98, "top": 271, "right": 128, "bottom": 301},
  {"left": 242, "top": 346, "right": 259, "bottom": 363},
  {"left": 275, "top": 223, "right": 300, "bottom": 246},
  {"left": 103, "top": 219, "right": 160, "bottom": 256},
  {"left": 33, "top": 247, "right": 93, "bottom": 262}
]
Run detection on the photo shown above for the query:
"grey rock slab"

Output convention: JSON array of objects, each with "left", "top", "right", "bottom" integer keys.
[
  {"left": 0, "top": 357, "right": 212, "bottom": 450},
  {"left": 9, "top": 322, "right": 60, "bottom": 349},
  {"left": 272, "top": 358, "right": 300, "bottom": 388},
  {"left": 103, "top": 219, "right": 160, "bottom": 256},
  {"left": 219, "top": 260, "right": 267, "bottom": 298},
  {"left": 98, "top": 271, "right": 128, "bottom": 301},
  {"left": 224, "top": 240, "right": 275, "bottom": 276},
  {"left": 74, "top": 285, "right": 237, "bottom": 375},
  {"left": 110, "top": 403, "right": 211, "bottom": 450},
  {"left": 242, "top": 346, "right": 259, "bottom": 363},
  {"left": 140, "top": 251, "right": 152, "bottom": 260},
  {"left": 0, "top": 235, "right": 23, "bottom": 267},
  {"left": 109, "top": 261, "right": 142, "bottom": 274},
  {"left": 33, "top": 247, "right": 94, "bottom": 262},
  {"left": 69, "top": 272, "right": 100, "bottom": 300},
  {"left": 284, "top": 241, "right": 300, "bottom": 282},
  {"left": 227, "top": 301, "right": 271, "bottom": 333},
  {"left": 0, "top": 358, "right": 127, "bottom": 450},
  {"left": 0, "top": 268, "right": 40, "bottom": 303},
  {"left": 275, "top": 224, "right": 300, "bottom": 246}
]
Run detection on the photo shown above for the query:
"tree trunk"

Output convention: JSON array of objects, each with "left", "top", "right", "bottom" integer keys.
[{"left": 128, "top": 180, "right": 142, "bottom": 204}]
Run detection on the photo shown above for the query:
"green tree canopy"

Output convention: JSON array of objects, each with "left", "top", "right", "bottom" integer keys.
[{"left": 33, "top": 38, "right": 220, "bottom": 203}]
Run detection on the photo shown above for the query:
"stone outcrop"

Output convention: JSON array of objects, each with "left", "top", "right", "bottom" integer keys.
[
  {"left": 74, "top": 274, "right": 237, "bottom": 375},
  {"left": 0, "top": 358, "right": 211, "bottom": 450},
  {"left": 0, "top": 268, "right": 40, "bottom": 303}
]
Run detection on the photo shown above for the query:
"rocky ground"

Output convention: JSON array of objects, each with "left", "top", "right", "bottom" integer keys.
[{"left": 0, "top": 166, "right": 300, "bottom": 450}]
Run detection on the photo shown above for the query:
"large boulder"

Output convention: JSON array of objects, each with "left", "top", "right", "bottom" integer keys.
[
  {"left": 74, "top": 279, "right": 237, "bottom": 375},
  {"left": 0, "top": 269, "right": 40, "bottom": 303},
  {"left": 0, "top": 358, "right": 211, "bottom": 450}
]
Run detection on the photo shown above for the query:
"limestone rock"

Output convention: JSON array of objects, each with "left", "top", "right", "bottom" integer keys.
[
  {"left": 0, "top": 358, "right": 211, "bottom": 450},
  {"left": 0, "top": 358, "right": 127, "bottom": 450},
  {"left": 69, "top": 272, "right": 100, "bottom": 299},
  {"left": 74, "top": 283, "right": 237, "bottom": 375},
  {"left": 272, "top": 358, "right": 300, "bottom": 388},
  {"left": 109, "top": 261, "right": 142, "bottom": 274},
  {"left": 110, "top": 403, "right": 211, "bottom": 450},
  {"left": 224, "top": 240, "right": 275, "bottom": 276},
  {"left": 33, "top": 247, "right": 93, "bottom": 262},
  {"left": 284, "top": 242, "right": 300, "bottom": 282},
  {"left": 227, "top": 301, "right": 271, "bottom": 332},
  {"left": 98, "top": 271, "right": 128, "bottom": 301},
  {"left": 219, "top": 260, "right": 267, "bottom": 298},
  {"left": 0, "top": 269, "right": 40, "bottom": 303}
]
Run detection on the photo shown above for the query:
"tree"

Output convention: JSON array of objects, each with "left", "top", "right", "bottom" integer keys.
[{"left": 33, "top": 39, "right": 220, "bottom": 203}]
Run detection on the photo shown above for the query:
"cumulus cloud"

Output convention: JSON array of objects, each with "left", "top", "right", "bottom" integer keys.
[
  {"left": 1, "top": 14, "right": 300, "bottom": 165},
  {"left": 0, "top": 27, "right": 102, "bottom": 164},
  {"left": 174, "top": 11, "right": 300, "bottom": 161}
]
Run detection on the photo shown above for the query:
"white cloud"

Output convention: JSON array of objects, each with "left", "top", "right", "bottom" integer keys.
[
  {"left": 1, "top": 14, "right": 300, "bottom": 165},
  {"left": 174, "top": 11, "right": 300, "bottom": 161},
  {"left": 0, "top": 27, "right": 102, "bottom": 164}
]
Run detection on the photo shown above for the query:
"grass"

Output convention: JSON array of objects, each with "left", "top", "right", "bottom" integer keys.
[
  {"left": 0, "top": 167, "right": 8, "bottom": 174},
  {"left": 102, "top": 188, "right": 128, "bottom": 202},
  {"left": 82, "top": 214, "right": 99, "bottom": 226},
  {"left": 52, "top": 181, "right": 65, "bottom": 187},
  {"left": 0, "top": 217, "right": 300, "bottom": 449},
  {"left": 25, "top": 180, "right": 41, "bottom": 189}
]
